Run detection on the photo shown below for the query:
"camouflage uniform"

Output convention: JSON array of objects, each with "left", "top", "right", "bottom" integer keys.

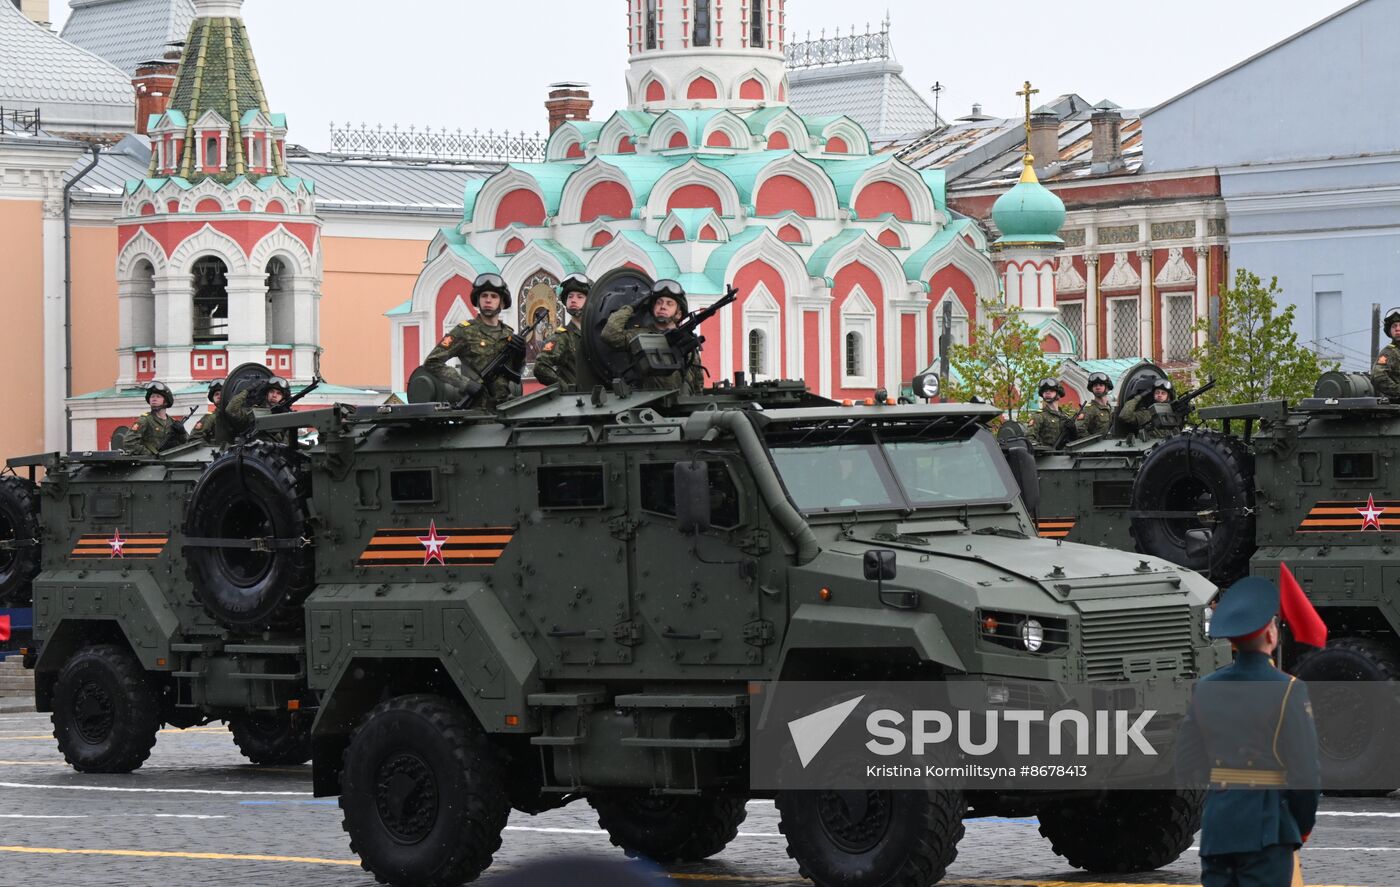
[
  {"left": 421, "top": 318, "right": 522, "bottom": 409},
  {"left": 1371, "top": 341, "right": 1400, "bottom": 399},
  {"left": 221, "top": 389, "right": 299, "bottom": 445},
  {"left": 1031, "top": 403, "right": 1072, "bottom": 449},
  {"left": 533, "top": 322, "right": 581, "bottom": 389},
  {"left": 191, "top": 408, "right": 220, "bottom": 444},
  {"left": 601, "top": 304, "right": 705, "bottom": 392},
  {"left": 1076, "top": 400, "right": 1114, "bottom": 437},
  {"left": 120, "top": 411, "right": 188, "bottom": 455},
  {"left": 1128, "top": 395, "right": 1182, "bottom": 440}
]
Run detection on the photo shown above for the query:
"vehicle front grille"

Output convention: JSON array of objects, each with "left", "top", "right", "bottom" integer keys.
[{"left": 1080, "top": 606, "right": 1196, "bottom": 681}]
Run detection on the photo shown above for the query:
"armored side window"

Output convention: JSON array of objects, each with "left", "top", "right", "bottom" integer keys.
[
  {"left": 538, "top": 464, "right": 607, "bottom": 509},
  {"left": 1092, "top": 480, "right": 1133, "bottom": 509},
  {"left": 639, "top": 461, "right": 742, "bottom": 529},
  {"left": 1333, "top": 452, "right": 1376, "bottom": 480},
  {"left": 389, "top": 468, "right": 436, "bottom": 503}
]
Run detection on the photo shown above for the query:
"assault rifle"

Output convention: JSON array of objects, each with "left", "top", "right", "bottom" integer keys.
[
  {"left": 664, "top": 285, "right": 741, "bottom": 356},
  {"left": 277, "top": 375, "right": 323, "bottom": 413},
  {"left": 1171, "top": 377, "right": 1215, "bottom": 415},
  {"left": 453, "top": 334, "right": 527, "bottom": 409}
]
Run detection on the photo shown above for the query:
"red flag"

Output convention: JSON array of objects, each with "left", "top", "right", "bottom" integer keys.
[
  {"left": 0, "top": 615, "right": 9, "bottom": 643},
  {"left": 1280, "top": 562, "right": 1328, "bottom": 648}
]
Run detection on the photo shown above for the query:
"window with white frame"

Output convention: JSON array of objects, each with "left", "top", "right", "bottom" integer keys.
[
  {"left": 932, "top": 291, "right": 969, "bottom": 360},
  {"left": 204, "top": 136, "right": 219, "bottom": 167},
  {"left": 194, "top": 354, "right": 207, "bottom": 370},
  {"left": 250, "top": 137, "right": 263, "bottom": 167},
  {"left": 841, "top": 289, "right": 877, "bottom": 388},
  {"left": 743, "top": 286, "right": 781, "bottom": 381},
  {"left": 213, "top": 354, "right": 226, "bottom": 370},
  {"left": 748, "top": 330, "right": 766, "bottom": 379},
  {"left": 1108, "top": 297, "right": 1139, "bottom": 358},
  {"left": 1162, "top": 293, "right": 1195, "bottom": 362},
  {"left": 1058, "top": 301, "right": 1085, "bottom": 359}
]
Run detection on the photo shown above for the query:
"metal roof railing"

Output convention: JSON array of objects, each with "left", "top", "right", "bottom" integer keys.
[
  {"left": 0, "top": 107, "right": 42, "bottom": 136},
  {"left": 326, "top": 122, "right": 547, "bottom": 164},
  {"left": 784, "top": 18, "right": 891, "bottom": 69}
]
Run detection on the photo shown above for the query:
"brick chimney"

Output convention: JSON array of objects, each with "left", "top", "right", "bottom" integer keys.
[
  {"left": 133, "top": 51, "right": 180, "bottom": 136},
  {"left": 546, "top": 81, "right": 592, "bottom": 133},
  {"left": 1028, "top": 112, "right": 1060, "bottom": 171},
  {"left": 1090, "top": 107, "right": 1123, "bottom": 166},
  {"left": 16, "top": 0, "right": 50, "bottom": 26}
]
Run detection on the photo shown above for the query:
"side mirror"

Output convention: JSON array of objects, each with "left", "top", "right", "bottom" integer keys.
[
  {"left": 674, "top": 460, "right": 712, "bottom": 534},
  {"left": 863, "top": 549, "right": 897, "bottom": 581},
  {"left": 1185, "top": 528, "right": 1213, "bottom": 564}
]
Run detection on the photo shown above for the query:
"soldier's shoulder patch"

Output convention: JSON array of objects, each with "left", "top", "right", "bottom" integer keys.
[
  {"left": 129, "top": 422, "right": 140, "bottom": 431},
  {"left": 556, "top": 326, "right": 568, "bottom": 333},
  {"left": 543, "top": 342, "right": 555, "bottom": 352},
  {"left": 1380, "top": 355, "right": 1389, "bottom": 365},
  {"left": 438, "top": 334, "right": 454, "bottom": 348}
]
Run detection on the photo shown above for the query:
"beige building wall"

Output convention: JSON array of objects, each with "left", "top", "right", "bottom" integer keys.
[
  {"left": 319, "top": 236, "right": 427, "bottom": 388},
  {"left": 71, "top": 224, "right": 120, "bottom": 397},
  {"left": 0, "top": 199, "right": 47, "bottom": 459}
]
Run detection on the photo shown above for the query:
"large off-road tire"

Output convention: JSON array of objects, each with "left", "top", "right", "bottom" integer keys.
[
  {"left": 0, "top": 475, "right": 42, "bottom": 607},
  {"left": 1131, "top": 430, "right": 1255, "bottom": 582},
  {"left": 340, "top": 695, "right": 509, "bottom": 887},
  {"left": 51, "top": 644, "right": 161, "bottom": 773},
  {"left": 777, "top": 787, "right": 964, "bottom": 887},
  {"left": 1037, "top": 789, "right": 1201, "bottom": 872},
  {"left": 1293, "top": 637, "right": 1400, "bottom": 797},
  {"left": 590, "top": 793, "right": 747, "bottom": 863},
  {"left": 229, "top": 711, "right": 312, "bottom": 766},
  {"left": 184, "top": 442, "right": 315, "bottom": 631}
]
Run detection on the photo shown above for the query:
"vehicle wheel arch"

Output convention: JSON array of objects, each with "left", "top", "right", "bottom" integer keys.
[{"left": 33, "top": 618, "right": 137, "bottom": 710}]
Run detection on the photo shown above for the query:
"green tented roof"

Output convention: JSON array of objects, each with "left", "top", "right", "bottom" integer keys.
[
  {"left": 802, "top": 114, "right": 844, "bottom": 137},
  {"left": 902, "top": 218, "right": 973, "bottom": 279},
  {"left": 740, "top": 107, "right": 790, "bottom": 135},
  {"left": 529, "top": 238, "right": 585, "bottom": 274},
  {"left": 613, "top": 109, "right": 658, "bottom": 134},
  {"left": 462, "top": 179, "right": 485, "bottom": 218},
  {"left": 806, "top": 228, "right": 865, "bottom": 280},
  {"left": 811, "top": 154, "right": 890, "bottom": 204},
  {"left": 385, "top": 299, "right": 413, "bottom": 317},
  {"left": 583, "top": 154, "right": 684, "bottom": 204},
  {"left": 703, "top": 226, "right": 765, "bottom": 281},
  {"left": 436, "top": 227, "right": 500, "bottom": 273},
  {"left": 618, "top": 230, "right": 681, "bottom": 278},
  {"left": 919, "top": 169, "right": 947, "bottom": 212},
  {"left": 507, "top": 161, "right": 581, "bottom": 216}
]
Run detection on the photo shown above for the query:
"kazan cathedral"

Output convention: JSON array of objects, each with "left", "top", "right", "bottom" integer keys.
[{"left": 391, "top": 0, "right": 1064, "bottom": 400}]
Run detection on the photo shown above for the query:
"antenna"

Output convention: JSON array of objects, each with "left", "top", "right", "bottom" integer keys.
[{"left": 930, "top": 81, "right": 944, "bottom": 123}]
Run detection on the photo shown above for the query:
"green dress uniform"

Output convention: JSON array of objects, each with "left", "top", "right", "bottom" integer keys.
[
  {"left": 533, "top": 322, "right": 580, "bottom": 389},
  {"left": 1076, "top": 399, "right": 1113, "bottom": 437},
  {"left": 601, "top": 304, "right": 705, "bottom": 392},
  {"left": 120, "top": 411, "right": 189, "bottom": 455},
  {"left": 1370, "top": 341, "right": 1400, "bottom": 399},
  {"left": 1174, "top": 577, "right": 1320, "bottom": 887},
  {"left": 421, "top": 318, "right": 522, "bottom": 409},
  {"left": 1030, "top": 403, "right": 1072, "bottom": 449}
]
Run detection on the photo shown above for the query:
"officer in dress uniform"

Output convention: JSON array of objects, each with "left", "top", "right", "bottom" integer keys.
[
  {"left": 1030, "top": 378, "right": 1072, "bottom": 449},
  {"left": 191, "top": 381, "right": 222, "bottom": 443},
  {"left": 1175, "top": 576, "right": 1320, "bottom": 887},
  {"left": 1370, "top": 307, "right": 1400, "bottom": 399},
  {"left": 420, "top": 273, "right": 523, "bottom": 409},
  {"left": 533, "top": 273, "right": 591, "bottom": 389},
  {"left": 1075, "top": 372, "right": 1115, "bottom": 437},
  {"left": 601, "top": 279, "right": 705, "bottom": 392},
  {"left": 121, "top": 381, "right": 189, "bottom": 455}
]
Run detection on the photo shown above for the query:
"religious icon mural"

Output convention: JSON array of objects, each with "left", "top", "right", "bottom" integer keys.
[{"left": 519, "top": 270, "right": 562, "bottom": 376}]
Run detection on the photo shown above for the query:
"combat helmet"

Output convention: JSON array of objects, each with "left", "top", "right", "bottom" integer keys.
[
  {"left": 1037, "top": 377, "right": 1066, "bottom": 398},
  {"left": 643, "top": 279, "right": 689, "bottom": 318},
  {"left": 144, "top": 380, "right": 174, "bottom": 408},
  {"left": 470, "top": 273, "right": 513, "bottom": 310},
  {"left": 207, "top": 380, "right": 223, "bottom": 403},
  {"left": 559, "top": 273, "right": 592, "bottom": 298},
  {"left": 1384, "top": 307, "right": 1400, "bottom": 341},
  {"left": 1151, "top": 377, "right": 1175, "bottom": 396},
  {"left": 1086, "top": 371, "right": 1114, "bottom": 393}
]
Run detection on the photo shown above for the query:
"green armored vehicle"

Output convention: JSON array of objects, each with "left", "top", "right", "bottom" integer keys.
[{"left": 12, "top": 274, "right": 1224, "bottom": 887}]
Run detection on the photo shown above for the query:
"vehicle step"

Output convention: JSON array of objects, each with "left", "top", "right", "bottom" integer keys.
[
  {"left": 228, "top": 672, "right": 304, "bottom": 682},
  {"left": 619, "top": 736, "right": 744, "bottom": 749},
  {"left": 614, "top": 693, "right": 749, "bottom": 709},
  {"left": 222, "top": 644, "right": 303, "bottom": 655},
  {"left": 529, "top": 735, "right": 587, "bottom": 747},
  {"left": 170, "top": 671, "right": 205, "bottom": 679},
  {"left": 527, "top": 688, "right": 606, "bottom": 707},
  {"left": 169, "top": 643, "right": 220, "bottom": 653}
]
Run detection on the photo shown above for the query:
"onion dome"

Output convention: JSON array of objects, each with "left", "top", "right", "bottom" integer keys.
[{"left": 991, "top": 154, "right": 1065, "bottom": 246}]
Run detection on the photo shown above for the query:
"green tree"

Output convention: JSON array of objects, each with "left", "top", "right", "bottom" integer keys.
[
  {"left": 1189, "top": 269, "right": 1335, "bottom": 409},
  {"left": 944, "top": 301, "right": 1062, "bottom": 421}
]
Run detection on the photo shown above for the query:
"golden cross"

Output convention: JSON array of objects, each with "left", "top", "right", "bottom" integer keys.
[{"left": 1016, "top": 80, "right": 1040, "bottom": 145}]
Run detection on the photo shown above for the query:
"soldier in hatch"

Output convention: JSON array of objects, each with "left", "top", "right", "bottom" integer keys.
[
  {"left": 601, "top": 278, "right": 705, "bottom": 392},
  {"left": 221, "top": 376, "right": 300, "bottom": 445},
  {"left": 1127, "top": 377, "right": 1182, "bottom": 440},
  {"left": 121, "top": 381, "right": 189, "bottom": 455},
  {"left": 1075, "top": 372, "right": 1115, "bottom": 437},
  {"left": 1030, "top": 378, "right": 1073, "bottom": 449},
  {"left": 420, "top": 273, "right": 523, "bottom": 410},
  {"left": 191, "top": 380, "right": 222, "bottom": 444},
  {"left": 534, "top": 273, "right": 591, "bottom": 390},
  {"left": 1370, "top": 307, "right": 1400, "bottom": 399}
]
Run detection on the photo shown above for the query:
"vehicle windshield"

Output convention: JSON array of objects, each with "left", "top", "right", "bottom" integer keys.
[{"left": 768, "top": 427, "right": 1015, "bottom": 514}]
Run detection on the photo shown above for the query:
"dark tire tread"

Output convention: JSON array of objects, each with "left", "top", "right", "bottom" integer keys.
[
  {"left": 591, "top": 794, "right": 747, "bottom": 863},
  {"left": 1294, "top": 637, "right": 1400, "bottom": 797},
  {"left": 0, "top": 474, "right": 42, "bottom": 607},
  {"left": 51, "top": 644, "right": 161, "bottom": 774},
  {"left": 1038, "top": 789, "right": 1202, "bottom": 873},
  {"left": 229, "top": 712, "right": 312, "bottom": 766}
]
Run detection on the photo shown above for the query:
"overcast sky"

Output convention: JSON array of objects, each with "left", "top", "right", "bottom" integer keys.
[{"left": 53, "top": 0, "right": 1357, "bottom": 151}]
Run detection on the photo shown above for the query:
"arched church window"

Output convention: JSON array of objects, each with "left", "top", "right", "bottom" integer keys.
[
  {"left": 204, "top": 137, "right": 218, "bottom": 167},
  {"left": 748, "top": 329, "right": 766, "bottom": 378},
  {"left": 250, "top": 137, "right": 263, "bottom": 168},
  {"left": 192, "top": 256, "right": 229, "bottom": 344},
  {"left": 131, "top": 259, "right": 156, "bottom": 349},
  {"left": 693, "top": 0, "right": 711, "bottom": 46},
  {"left": 645, "top": 0, "right": 657, "bottom": 49},
  {"left": 751, "top": 1, "right": 765, "bottom": 47},
  {"left": 845, "top": 331, "right": 862, "bottom": 378},
  {"left": 265, "top": 258, "right": 292, "bottom": 345}
]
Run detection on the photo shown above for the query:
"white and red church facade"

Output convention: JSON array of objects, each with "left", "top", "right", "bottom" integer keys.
[{"left": 391, "top": 0, "right": 1002, "bottom": 400}]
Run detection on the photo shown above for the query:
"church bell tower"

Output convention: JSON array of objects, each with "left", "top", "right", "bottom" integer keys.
[{"left": 626, "top": 0, "right": 789, "bottom": 110}]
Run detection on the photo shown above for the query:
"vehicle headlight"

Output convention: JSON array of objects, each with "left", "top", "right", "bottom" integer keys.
[
  {"left": 1020, "top": 619, "right": 1044, "bottom": 653},
  {"left": 911, "top": 372, "right": 940, "bottom": 399},
  {"left": 1202, "top": 606, "right": 1214, "bottom": 638}
]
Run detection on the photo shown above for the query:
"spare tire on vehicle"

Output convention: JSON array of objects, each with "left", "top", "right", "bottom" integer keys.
[
  {"left": 1130, "top": 430, "right": 1255, "bottom": 582},
  {"left": 0, "top": 475, "right": 42, "bottom": 606},
  {"left": 184, "top": 442, "right": 315, "bottom": 630}
]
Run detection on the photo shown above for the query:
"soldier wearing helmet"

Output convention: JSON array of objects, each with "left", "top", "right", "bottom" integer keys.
[
  {"left": 601, "top": 278, "right": 705, "bottom": 392},
  {"left": 191, "top": 380, "right": 223, "bottom": 444},
  {"left": 121, "top": 381, "right": 190, "bottom": 455},
  {"left": 1128, "top": 377, "right": 1182, "bottom": 439},
  {"left": 1370, "top": 308, "right": 1400, "bottom": 399},
  {"left": 420, "top": 273, "right": 523, "bottom": 409},
  {"left": 1030, "top": 377, "right": 1072, "bottom": 449},
  {"left": 534, "top": 273, "right": 591, "bottom": 389},
  {"left": 223, "top": 376, "right": 296, "bottom": 443},
  {"left": 1075, "top": 371, "right": 1115, "bottom": 437}
]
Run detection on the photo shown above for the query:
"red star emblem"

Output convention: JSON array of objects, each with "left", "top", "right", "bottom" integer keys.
[
  {"left": 1357, "top": 494, "right": 1386, "bottom": 531},
  {"left": 108, "top": 529, "right": 125, "bottom": 558},
  {"left": 418, "top": 521, "right": 448, "bottom": 566}
]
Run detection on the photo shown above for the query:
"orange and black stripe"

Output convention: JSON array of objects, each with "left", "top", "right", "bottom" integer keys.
[
  {"left": 1298, "top": 500, "right": 1400, "bottom": 533},
  {"left": 70, "top": 532, "right": 168, "bottom": 560},
  {"left": 1036, "top": 517, "right": 1077, "bottom": 539},
  {"left": 356, "top": 527, "right": 515, "bottom": 567}
]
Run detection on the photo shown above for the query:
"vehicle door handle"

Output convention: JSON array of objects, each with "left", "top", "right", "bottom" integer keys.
[{"left": 663, "top": 627, "right": 722, "bottom": 641}]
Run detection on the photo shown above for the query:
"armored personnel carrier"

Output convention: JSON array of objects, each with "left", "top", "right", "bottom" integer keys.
[{"left": 10, "top": 272, "right": 1224, "bottom": 887}]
